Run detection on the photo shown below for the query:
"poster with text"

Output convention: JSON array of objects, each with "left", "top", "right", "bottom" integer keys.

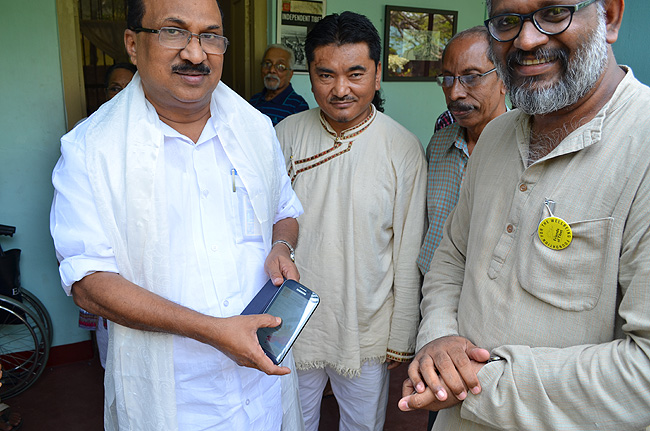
[{"left": 277, "top": 0, "right": 326, "bottom": 72}]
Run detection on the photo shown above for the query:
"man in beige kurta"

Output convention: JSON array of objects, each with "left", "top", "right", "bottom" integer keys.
[
  {"left": 275, "top": 11, "right": 426, "bottom": 431},
  {"left": 401, "top": 1, "right": 650, "bottom": 430}
]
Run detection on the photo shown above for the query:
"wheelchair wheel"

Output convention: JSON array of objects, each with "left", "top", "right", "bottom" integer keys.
[
  {"left": 0, "top": 295, "right": 50, "bottom": 399},
  {"left": 19, "top": 288, "right": 53, "bottom": 346}
]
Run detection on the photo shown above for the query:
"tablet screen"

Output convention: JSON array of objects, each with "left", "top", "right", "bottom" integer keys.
[{"left": 257, "top": 280, "right": 319, "bottom": 364}]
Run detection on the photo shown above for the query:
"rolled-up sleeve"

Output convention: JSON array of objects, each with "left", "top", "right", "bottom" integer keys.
[{"left": 50, "top": 130, "right": 118, "bottom": 294}]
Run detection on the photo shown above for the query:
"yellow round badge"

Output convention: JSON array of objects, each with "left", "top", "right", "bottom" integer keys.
[{"left": 538, "top": 216, "right": 573, "bottom": 250}]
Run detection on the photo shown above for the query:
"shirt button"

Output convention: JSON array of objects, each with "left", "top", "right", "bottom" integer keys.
[
  {"left": 223, "top": 300, "right": 229, "bottom": 307},
  {"left": 506, "top": 224, "right": 515, "bottom": 233},
  {"left": 519, "top": 184, "right": 527, "bottom": 192},
  {"left": 202, "top": 189, "right": 209, "bottom": 197},
  {"left": 211, "top": 245, "right": 218, "bottom": 252}
]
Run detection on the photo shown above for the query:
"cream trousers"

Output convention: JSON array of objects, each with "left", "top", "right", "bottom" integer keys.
[{"left": 297, "top": 363, "right": 389, "bottom": 431}]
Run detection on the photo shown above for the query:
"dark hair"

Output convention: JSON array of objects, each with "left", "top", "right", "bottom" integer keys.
[
  {"left": 305, "top": 11, "right": 381, "bottom": 67},
  {"left": 104, "top": 63, "right": 137, "bottom": 88},
  {"left": 127, "top": 0, "right": 223, "bottom": 30},
  {"left": 127, "top": 0, "right": 145, "bottom": 30},
  {"left": 305, "top": 11, "right": 385, "bottom": 112}
]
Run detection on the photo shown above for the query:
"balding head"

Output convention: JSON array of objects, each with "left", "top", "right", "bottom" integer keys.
[{"left": 442, "top": 26, "right": 491, "bottom": 64}]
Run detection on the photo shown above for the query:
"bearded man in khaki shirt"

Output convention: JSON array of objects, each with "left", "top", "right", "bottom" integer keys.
[{"left": 401, "top": 0, "right": 650, "bottom": 430}]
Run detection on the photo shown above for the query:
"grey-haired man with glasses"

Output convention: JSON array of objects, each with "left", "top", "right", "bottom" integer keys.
[
  {"left": 416, "top": 25, "right": 507, "bottom": 277},
  {"left": 402, "top": 0, "right": 650, "bottom": 430},
  {"left": 50, "top": 0, "right": 305, "bottom": 429},
  {"left": 250, "top": 44, "right": 309, "bottom": 125}
]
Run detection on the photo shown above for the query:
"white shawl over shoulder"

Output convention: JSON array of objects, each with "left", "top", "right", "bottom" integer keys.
[{"left": 81, "top": 74, "right": 284, "bottom": 430}]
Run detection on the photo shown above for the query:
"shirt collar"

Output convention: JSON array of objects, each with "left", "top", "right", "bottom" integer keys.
[
  {"left": 319, "top": 104, "right": 377, "bottom": 140},
  {"left": 262, "top": 83, "right": 295, "bottom": 105},
  {"left": 146, "top": 97, "right": 218, "bottom": 146},
  {"left": 515, "top": 66, "right": 633, "bottom": 163},
  {"left": 442, "top": 122, "right": 470, "bottom": 157}
]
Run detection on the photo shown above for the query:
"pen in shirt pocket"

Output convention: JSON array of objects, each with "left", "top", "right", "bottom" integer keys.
[{"left": 231, "top": 168, "right": 237, "bottom": 192}]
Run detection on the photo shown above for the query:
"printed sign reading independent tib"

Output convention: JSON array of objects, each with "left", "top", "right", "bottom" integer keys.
[{"left": 277, "top": 0, "right": 326, "bottom": 72}]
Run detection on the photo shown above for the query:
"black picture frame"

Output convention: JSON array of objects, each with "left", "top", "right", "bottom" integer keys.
[{"left": 383, "top": 5, "right": 458, "bottom": 81}]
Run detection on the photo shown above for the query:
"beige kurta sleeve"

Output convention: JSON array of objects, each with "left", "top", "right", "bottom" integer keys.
[{"left": 386, "top": 134, "right": 427, "bottom": 361}]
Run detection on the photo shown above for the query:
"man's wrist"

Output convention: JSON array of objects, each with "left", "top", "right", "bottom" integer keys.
[{"left": 272, "top": 239, "right": 295, "bottom": 262}]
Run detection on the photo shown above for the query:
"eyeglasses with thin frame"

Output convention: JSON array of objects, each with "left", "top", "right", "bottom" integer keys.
[
  {"left": 261, "top": 61, "right": 291, "bottom": 72},
  {"left": 484, "top": 0, "right": 598, "bottom": 43},
  {"left": 133, "top": 27, "right": 229, "bottom": 55},
  {"left": 436, "top": 68, "right": 497, "bottom": 89}
]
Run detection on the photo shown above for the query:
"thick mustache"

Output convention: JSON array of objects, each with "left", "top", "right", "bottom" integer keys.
[
  {"left": 264, "top": 73, "right": 280, "bottom": 81},
  {"left": 507, "top": 47, "right": 567, "bottom": 69},
  {"left": 448, "top": 101, "right": 474, "bottom": 111},
  {"left": 172, "top": 63, "right": 211, "bottom": 74}
]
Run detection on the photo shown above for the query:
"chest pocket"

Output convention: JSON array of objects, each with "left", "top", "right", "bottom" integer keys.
[
  {"left": 516, "top": 217, "right": 614, "bottom": 311},
  {"left": 231, "top": 171, "right": 263, "bottom": 243}
]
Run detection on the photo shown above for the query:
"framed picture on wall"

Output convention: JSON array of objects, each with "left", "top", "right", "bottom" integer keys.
[
  {"left": 277, "top": 0, "right": 327, "bottom": 73},
  {"left": 383, "top": 5, "right": 457, "bottom": 81}
]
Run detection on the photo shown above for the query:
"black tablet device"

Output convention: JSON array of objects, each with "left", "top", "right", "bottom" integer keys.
[{"left": 247, "top": 279, "right": 319, "bottom": 365}]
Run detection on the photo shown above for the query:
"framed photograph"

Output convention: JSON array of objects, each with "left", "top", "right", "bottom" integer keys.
[
  {"left": 383, "top": 6, "right": 458, "bottom": 81},
  {"left": 277, "top": 0, "right": 327, "bottom": 73}
]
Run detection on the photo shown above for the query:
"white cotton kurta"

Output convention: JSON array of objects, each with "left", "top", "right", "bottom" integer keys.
[
  {"left": 275, "top": 107, "right": 426, "bottom": 376},
  {"left": 51, "top": 76, "right": 303, "bottom": 430}
]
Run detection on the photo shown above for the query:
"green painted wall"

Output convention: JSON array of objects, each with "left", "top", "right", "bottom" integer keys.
[
  {"left": 0, "top": 0, "right": 89, "bottom": 347},
  {"left": 272, "top": 0, "right": 488, "bottom": 145},
  {"left": 613, "top": 0, "right": 650, "bottom": 85}
]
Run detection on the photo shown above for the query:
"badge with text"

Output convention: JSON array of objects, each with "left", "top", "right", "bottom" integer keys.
[{"left": 538, "top": 199, "right": 572, "bottom": 250}]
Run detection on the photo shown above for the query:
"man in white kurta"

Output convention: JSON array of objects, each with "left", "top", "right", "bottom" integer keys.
[
  {"left": 275, "top": 11, "right": 426, "bottom": 431},
  {"left": 50, "top": 0, "right": 303, "bottom": 429}
]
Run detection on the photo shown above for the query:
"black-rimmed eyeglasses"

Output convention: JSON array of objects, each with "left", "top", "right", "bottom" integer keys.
[
  {"left": 436, "top": 68, "right": 497, "bottom": 88},
  {"left": 484, "top": 0, "right": 598, "bottom": 42},
  {"left": 133, "top": 27, "right": 229, "bottom": 55}
]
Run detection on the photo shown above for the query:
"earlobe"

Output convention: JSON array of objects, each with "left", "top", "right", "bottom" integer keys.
[
  {"left": 124, "top": 29, "right": 138, "bottom": 65},
  {"left": 604, "top": 0, "right": 625, "bottom": 44},
  {"left": 375, "top": 61, "right": 382, "bottom": 90}
]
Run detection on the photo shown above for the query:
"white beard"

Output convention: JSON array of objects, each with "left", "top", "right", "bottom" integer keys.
[{"left": 264, "top": 74, "right": 281, "bottom": 91}]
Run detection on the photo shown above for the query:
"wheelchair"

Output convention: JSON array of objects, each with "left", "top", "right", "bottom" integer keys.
[{"left": 0, "top": 224, "right": 52, "bottom": 399}]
